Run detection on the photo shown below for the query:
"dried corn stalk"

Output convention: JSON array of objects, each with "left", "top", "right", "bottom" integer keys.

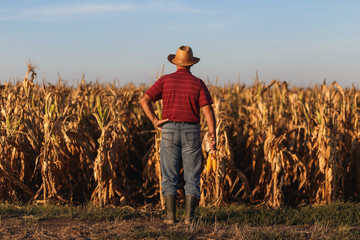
[{"left": 1, "top": 62, "right": 360, "bottom": 207}]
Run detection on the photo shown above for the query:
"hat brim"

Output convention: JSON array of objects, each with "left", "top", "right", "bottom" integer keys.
[{"left": 167, "top": 54, "right": 200, "bottom": 66}]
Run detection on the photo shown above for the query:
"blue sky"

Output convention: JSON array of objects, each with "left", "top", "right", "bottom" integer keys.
[{"left": 1, "top": 0, "right": 359, "bottom": 87}]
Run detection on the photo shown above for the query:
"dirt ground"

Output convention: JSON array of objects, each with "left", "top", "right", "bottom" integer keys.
[{"left": 0, "top": 215, "right": 358, "bottom": 240}]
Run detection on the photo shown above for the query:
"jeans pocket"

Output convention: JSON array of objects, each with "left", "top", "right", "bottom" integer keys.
[
  {"left": 185, "top": 131, "right": 201, "bottom": 149},
  {"left": 162, "top": 132, "right": 174, "bottom": 148}
]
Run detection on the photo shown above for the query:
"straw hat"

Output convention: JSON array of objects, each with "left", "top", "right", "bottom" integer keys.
[{"left": 168, "top": 46, "right": 200, "bottom": 66}]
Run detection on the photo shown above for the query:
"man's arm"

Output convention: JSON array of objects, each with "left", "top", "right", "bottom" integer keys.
[
  {"left": 139, "top": 94, "right": 169, "bottom": 130},
  {"left": 202, "top": 104, "right": 216, "bottom": 151}
]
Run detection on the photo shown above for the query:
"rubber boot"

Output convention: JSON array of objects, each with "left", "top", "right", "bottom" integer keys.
[
  {"left": 184, "top": 195, "right": 197, "bottom": 224},
  {"left": 164, "top": 195, "right": 176, "bottom": 224}
]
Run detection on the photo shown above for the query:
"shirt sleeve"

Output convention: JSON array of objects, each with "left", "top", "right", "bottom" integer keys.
[
  {"left": 145, "top": 77, "right": 163, "bottom": 102},
  {"left": 199, "top": 80, "right": 213, "bottom": 107}
]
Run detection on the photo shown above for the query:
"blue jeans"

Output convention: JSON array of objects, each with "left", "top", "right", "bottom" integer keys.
[{"left": 160, "top": 122, "right": 202, "bottom": 198}]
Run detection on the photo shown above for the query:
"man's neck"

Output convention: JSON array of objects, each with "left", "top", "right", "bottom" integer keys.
[{"left": 176, "top": 65, "right": 191, "bottom": 71}]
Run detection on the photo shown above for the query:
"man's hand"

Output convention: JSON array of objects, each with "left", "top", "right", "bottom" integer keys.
[
  {"left": 202, "top": 104, "right": 217, "bottom": 153},
  {"left": 140, "top": 94, "right": 167, "bottom": 131},
  {"left": 210, "top": 138, "right": 216, "bottom": 151},
  {"left": 209, "top": 132, "right": 216, "bottom": 153},
  {"left": 153, "top": 118, "right": 169, "bottom": 131}
]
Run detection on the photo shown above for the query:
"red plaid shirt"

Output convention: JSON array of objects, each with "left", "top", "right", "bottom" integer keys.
[{"left": 145, "top": 69, "right": 213, "bottom": 123}]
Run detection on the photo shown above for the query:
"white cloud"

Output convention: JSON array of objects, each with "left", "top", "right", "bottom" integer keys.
[
  {"left": 145, "top": 0, "right": 209, "bottom": 14},
  {"left": 0, "top": 1, "right": 210, "bottom": 21},
  {"left": 33, "top": 4, "right": 134, "bottom": 16},
  {"left": 0, "top": 3, "right": 135, "bottom": 21}
]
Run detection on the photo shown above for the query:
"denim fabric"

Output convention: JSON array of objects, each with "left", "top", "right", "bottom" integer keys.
[{"left": 160, "top": 122, "right": 202, "bottom": 198}]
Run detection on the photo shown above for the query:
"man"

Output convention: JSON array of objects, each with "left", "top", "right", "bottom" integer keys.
[{"left": 140, "top": 46, "right": 216, "bottom": 224}]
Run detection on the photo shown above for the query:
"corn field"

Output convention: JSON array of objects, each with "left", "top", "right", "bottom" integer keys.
[{"left": 1, "top": 64, "right": 360, "bottom": 208}]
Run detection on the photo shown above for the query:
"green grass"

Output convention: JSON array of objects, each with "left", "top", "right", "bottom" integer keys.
[
  {"left": 0, "top": 202, "right": 139, "bottom": 221},
  {"left": 196, "top": 201, "right": 360, "bottom": 227},
  {"left": 1, "top": 201, "right": 360, "bottom": 226},
  {"left": 1, "top": 201, "right": 360, "bottom": 239}
]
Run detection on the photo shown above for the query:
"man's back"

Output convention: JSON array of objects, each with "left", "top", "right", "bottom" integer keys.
[{"left": 146, "top": 68, "right": 212, "bottom": 123}]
